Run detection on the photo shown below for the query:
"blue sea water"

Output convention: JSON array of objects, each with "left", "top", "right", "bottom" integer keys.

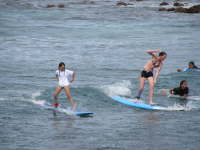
[{"left": 0, "top": 0, "right": 200, "bottom": 150}]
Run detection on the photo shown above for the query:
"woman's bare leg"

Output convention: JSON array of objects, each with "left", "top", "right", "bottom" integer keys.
[
  {"left": 136, "top": 77, "right": 145, "bottom": 99},
  {"left": 148, "top": 77, "right": 154, "bottom": 104},
  {"left": 63, "top": 86, "right": 77, "bottom": 111},
  {"left": 53, "top": 86, "right": 63, "bottom": 106}
]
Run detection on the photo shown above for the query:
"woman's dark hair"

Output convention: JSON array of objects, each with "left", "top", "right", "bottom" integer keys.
[
  {"left": 58, "top": 62, "right": 65, "bottom": 76},
  {"left": 180, "top": 80, "right": 187, "bottom": 88},
  {"left": 159, "top": 51, "right": 167, "bottom": 56},
  {"left": 59, "top": 62, "right": 65, "bottom": 68},
  {"left": 189, "top": 61, "right": 198, "bottom": 69}
]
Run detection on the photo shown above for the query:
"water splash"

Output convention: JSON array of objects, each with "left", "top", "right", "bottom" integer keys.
[
  {"left": 159, "top": 101, "right": 198, "bottom": 111},
  {"left": 101, "top": 80, "right": 132, "bottom": 97},
  {"left": 31, "top": 99, "right": 77, "bottom": 115},
  {"left": 32, "top": 99, "right": 46, "bottom": 106},
  {"left": 31, "top": 91, "right": 42, "bottom": 99}
]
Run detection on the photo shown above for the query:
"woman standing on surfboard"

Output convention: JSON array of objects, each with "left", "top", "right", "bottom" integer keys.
[
  {"left": 53, "top": 62, "right": 77, "bottom": 110},
  {"left": 135, "top": 50, "right": 167, "bottom": 105}
]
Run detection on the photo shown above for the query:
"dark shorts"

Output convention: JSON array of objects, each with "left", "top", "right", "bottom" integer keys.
[{"left": 141, "top": 70, "right": 153, "bottom": 78}]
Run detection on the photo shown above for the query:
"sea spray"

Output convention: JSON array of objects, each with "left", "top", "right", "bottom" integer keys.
[{"left": 100, "top": 80, "right": 132, "bottom": 97}]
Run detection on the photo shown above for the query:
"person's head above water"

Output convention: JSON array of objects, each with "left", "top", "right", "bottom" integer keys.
[
  {"left": 180, "top": 80, "right": 188, "bottom": 89},
  {"left": 188, "top": 61, "right": 198, "bottom": 69},
  {"left": 58, "top": 62, "right": 65, "bottom": 71},
  {"left": 158, "top": 51, "right": 167, "bottom": 61}
]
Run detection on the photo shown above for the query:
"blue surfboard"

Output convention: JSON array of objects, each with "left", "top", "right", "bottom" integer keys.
[
  {"left": 111, "top": 96, "right": 165, "bottom": 110},
  {"left": 33, "top": 100, "right": 93, "bottom": 116}
]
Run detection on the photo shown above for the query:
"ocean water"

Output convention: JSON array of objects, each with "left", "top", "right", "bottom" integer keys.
[{"left": 0, "top": 0, "right": 200, "bottom": 150}]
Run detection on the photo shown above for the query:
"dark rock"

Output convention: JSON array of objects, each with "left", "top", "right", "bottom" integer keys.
[
  {"left": 158, "top": 3, "right": 200, "bottom": 13},
  {"left": 186, "top": 4, "right": 200, "bottom": 13},
  {"left": 116, "top": 1, "right": 133, "bottom": 6},
  {"left": 174, "top": 5, "right": 200, "bottom": 13},
  {"left": 167, "top": 7, "right": 175, "bottom": 11},
  {"left": 46, "top": 4, "right": 55, "bottom": 8},
  {"left": 159, "top": 7, "right": 176, "bottom": 12},
  {"left": 117, "top": 1, "right": 128, "bottom": 6},
  {"left": 175, "top": 7, "right": 187, "bottom": 13},
  {"left": 174, "top": 2, "right": 184, "bottom": 7},
  {"left": 158, "top": 8, "right": 167, "bottom": 11},
  {"left": 160, "top": 2, "right": 169, "bottom": 6},
  {"left": 58, "top": 4, "right": 65, "bottom": 8}
]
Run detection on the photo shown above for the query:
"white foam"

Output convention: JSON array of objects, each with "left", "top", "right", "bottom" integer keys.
[
  {"left": 31, "top": 100, "right": 77, "bottom": 115},
  {"left": 168, "top": 95, "right": 200, "bottom": 101},
  {"left": 60, "top": 107, "right": 76, "bottom": 115},
  {"left": 160, "top": 101, "right": 199, "bottom": 111},
  {"left": 0, "top": 97, "right": 33, "bottom": 102},
  {"left": 31, "top": 99, "right": 46, "bottom": 106},
  {"left": 0, "top": 97, "right": 8, "bottom": 101},
  {"left": 164, "top": 103, "right": 189, "bottom": 111},
  {"left": 31, "top": 91, "right": 42, "bottom": 99},
  {"left": 101, "top": 80, "right": 132, "bottom": 97},
  {"left": 187, "top": 96, "right": 200, "bottom": 101}
]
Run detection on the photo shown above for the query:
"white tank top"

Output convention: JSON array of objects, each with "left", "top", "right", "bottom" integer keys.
[{"left": 55, "top": 69, "right": 74, "bottom": 86}]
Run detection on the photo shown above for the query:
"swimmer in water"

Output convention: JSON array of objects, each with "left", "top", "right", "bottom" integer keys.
[
  {"left": 160, "top": 80, "right": 189, "bottom": 99},
  {"left": 53, "top": 62, "right": 77, "bottom": 110},
  {"left": 177, "top": 61, "right": 199, "bottom": 72},
  {"left": 135, "top": 50, "right": 167, "bottom": 105}
]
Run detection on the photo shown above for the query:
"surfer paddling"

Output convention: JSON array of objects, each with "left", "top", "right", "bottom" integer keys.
[
  {"left": 160, "top": 80, "right": 189, "bottom": 99},
  {"left": 177, "top": 61, "right": 199, "bottom": 72},
  {"left": 53, "top": 62, "right": 77, "bottom": 110},
  {"left": 135, "top": 50, "right": 167, "bottom": 105}
]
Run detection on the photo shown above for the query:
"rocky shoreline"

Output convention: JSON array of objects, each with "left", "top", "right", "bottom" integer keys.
[
  {"left": 44, "top": 0, "right": 200, "bottom": 14},
  {"left": 159, "top": 2, "right": 200, "bottom": 13},
  {"left": 115, "top": 1, "right": 200, "bottom": 14}
]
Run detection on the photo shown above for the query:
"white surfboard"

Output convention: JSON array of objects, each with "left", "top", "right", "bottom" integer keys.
[{"left": 32, "top": 100, "right": 93, "bottom": 116}]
